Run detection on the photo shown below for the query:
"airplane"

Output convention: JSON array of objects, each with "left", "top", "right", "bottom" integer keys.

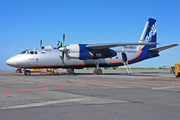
[{"left": 6, "top": 18, "right": 178, "bottom": 75}]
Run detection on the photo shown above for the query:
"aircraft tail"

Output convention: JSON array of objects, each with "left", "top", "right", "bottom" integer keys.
[{"left": 139, "top": 18, "right": 157, "bottom": 50}]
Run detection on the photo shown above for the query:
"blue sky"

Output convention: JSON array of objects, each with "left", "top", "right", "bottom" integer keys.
[{"left": 0, "top": 0, "right": 179, "bottom": 70}]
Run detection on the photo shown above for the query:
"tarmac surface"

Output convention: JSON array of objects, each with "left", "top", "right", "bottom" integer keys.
[{"left": 0, "top": 69, "right": 180, "bottom": 120}]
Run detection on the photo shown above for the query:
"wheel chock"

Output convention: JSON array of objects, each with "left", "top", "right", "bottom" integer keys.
[{"left": 94, "top": 73, "right": 104, "bottom": 75}]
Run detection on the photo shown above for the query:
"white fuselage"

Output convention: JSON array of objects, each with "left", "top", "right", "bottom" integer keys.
[{"left": 6, "top": 45, "right": 142, "bottom": 69}]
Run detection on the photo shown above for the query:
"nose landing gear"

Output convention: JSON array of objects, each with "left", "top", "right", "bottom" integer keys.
[{"left": 93, "top": 59, "right": 104, "bottom": 75}]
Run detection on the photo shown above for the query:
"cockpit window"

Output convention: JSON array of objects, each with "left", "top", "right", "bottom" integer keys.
[
  {"left": 20, "top": 50, "right": 27, "bottom": 54},
  {"left": 20, "top": 50, "right": 38, "bottom": 54}
]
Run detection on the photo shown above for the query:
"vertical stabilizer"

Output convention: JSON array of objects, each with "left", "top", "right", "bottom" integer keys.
[{"left": 139, "top": 18, "right": 157, "bottom": 49}]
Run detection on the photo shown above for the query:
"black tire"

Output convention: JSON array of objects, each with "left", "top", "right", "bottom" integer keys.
[
  {"left": 94, "top": 68, "right": 102, "bottom": 75},
  {"left": 24, "top": 70, "right": 31, "bottom": 75},
  {"left": 94, "top": 68, "right": 97, "bottom": 73},
  {"left": 177, "top": 72, "right": 180, "bottom": 77},
  {"left": 97, "top": 69, "right": 102, "bottom": 75},
  {"left": 67, "top": 69, "right": 74, "bottom": 74}
]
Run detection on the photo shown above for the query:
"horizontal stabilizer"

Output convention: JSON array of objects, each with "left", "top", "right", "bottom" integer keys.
[
  {"left": 149, "top": 44, "right": 178, "bottom": 52},
  {"left": 86, "top": 42, "right": 159, "bottom": 49}
]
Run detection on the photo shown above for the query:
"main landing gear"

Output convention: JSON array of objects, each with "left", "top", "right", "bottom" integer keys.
[
  {"left": 66, "top": 68, "right": 103, "bottom": 75},
  {"left": 66, "top": 59, "right": 104, "bottom": 75},
  {"left": 93, "top": 59, "right": 104, "bottom": 75},
  {"left": 94, "top": 68, "right": 103, "bottom": 75},
  {"left": 24, "top": 70, "right": 31, "bottom": 75},
  {"left": 67, "top": 69, "right": 74, "bottom": 74}
]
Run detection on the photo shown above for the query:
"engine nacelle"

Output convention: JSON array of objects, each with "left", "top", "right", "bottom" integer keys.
[
  {"left": 66, "top": 44, "right": 117, "bottom": 60},
  {"left": 66, "top": 44, "right": 82, "bottom": 59}
]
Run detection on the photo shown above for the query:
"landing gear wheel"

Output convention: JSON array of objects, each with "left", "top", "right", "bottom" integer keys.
[
  {"left": 67, "top": 69, "right": 74, "bottom": 74},
  {"left": 176, "top": 72, "right": 180, "bottom": 78},
  {"left": 24, "top": 70, "right": 31, "bottom": 76},
  {"left": 94, "top": 68, "right": 103, "bottom": 75}
]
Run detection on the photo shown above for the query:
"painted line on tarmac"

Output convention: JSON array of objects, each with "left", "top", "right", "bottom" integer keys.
[
  {"left": 119, "top": 80, "right": 180, "bottom": 84},
  {"left": 0, "top": 82, "right": 100, "bottom": 95},
  {"left": 152, "top": 86, "right": 180, "bottom": 90},
  {"left": 98, "top": 78, "right": 180, "bottom": 84},
  {"left": 1, "top": 97, "right": 127, "bottom": 109}
]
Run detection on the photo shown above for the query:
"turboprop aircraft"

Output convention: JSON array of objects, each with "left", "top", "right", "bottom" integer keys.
[{"left": 6, "top": 18, "right": 178, "bottom": 75}]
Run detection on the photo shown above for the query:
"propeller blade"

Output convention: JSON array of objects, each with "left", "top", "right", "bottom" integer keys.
[
  {"left": 40, "top": 39, "right": 42, "bottom": 47},
  {"left": 62, "top": 52, "right": 65, "bottom": 65},
  {"left": 63, "top": 33, "right": 65, "bottom": 45}
]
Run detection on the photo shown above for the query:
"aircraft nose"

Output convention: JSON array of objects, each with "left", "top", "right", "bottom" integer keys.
[{"left": 6, "top": 57, "right": 17, "bottom": 67}]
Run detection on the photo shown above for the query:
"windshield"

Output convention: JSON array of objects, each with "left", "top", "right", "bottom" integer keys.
[
  {"left": 20, "top": 50, "right": 38, "bottom": 54},
  {"left": 20, "top": 50, "right": 27, "bottom": 54}
]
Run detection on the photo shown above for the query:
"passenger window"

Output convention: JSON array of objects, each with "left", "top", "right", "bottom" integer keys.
[
  {"left": 34, "top": 51, "right": 38, "bottom": 54},
  {"left": 30, "top": 51, "right": 34, "bottom": 54}
]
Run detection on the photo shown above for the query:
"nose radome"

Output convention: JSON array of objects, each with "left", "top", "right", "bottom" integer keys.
[{"left": 6, "top": 57, "right": 17, "bottom": 67}]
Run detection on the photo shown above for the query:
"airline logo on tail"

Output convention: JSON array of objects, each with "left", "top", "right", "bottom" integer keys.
[{"left": 144, "top": 22, "right": 157, "bottom": 43}]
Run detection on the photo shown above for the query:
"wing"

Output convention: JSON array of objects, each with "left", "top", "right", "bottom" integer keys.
[
  {"left": 149, "top": 44, "right": 178, "bottom": 52},
  {"left": 86, "top": 42, "right": 159, "bottom": 49}
]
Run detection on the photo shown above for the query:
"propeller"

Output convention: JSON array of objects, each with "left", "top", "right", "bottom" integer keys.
[
  {"left": 59, "top": 33, "right": 68, "bottom": 65},
  {"left": 63, "top": 33, "right": 65, "bottom": 45},
  {"left": 59, "top": 46, "right": 65, "bottom": 64},
  {"left": 40, "top": 39, "right": 42, "bottom": 48},
  {"left": 59, "top": 46, "right": 70, "bottom": 65}
]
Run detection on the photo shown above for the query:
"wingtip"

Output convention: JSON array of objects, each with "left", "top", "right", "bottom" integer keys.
[
  {"left": 173, "top": 44, "right": 179, "bottom": 46},
  {"left": 154, "top": 42, "right": 160, "bottom": 44}
]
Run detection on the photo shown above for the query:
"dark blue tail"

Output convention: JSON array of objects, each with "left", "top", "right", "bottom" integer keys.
[{"left": 139, "top": 18, "right": 157, "bottom": 50}]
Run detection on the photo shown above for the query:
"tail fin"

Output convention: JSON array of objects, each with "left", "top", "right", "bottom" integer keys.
[{"left": 139, "top": 18, "right": 157, "bottom": 50}]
